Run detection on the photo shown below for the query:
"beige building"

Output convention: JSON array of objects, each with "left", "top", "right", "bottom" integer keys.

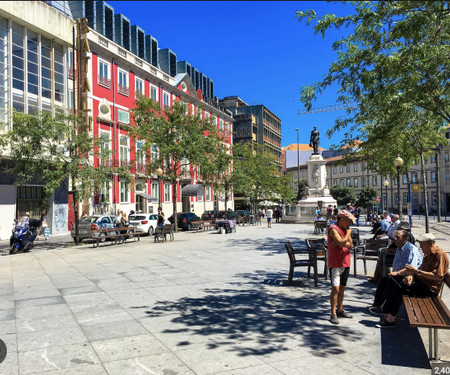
[{"left": 285, "top": 128, "right": 450, "bottom": 215}]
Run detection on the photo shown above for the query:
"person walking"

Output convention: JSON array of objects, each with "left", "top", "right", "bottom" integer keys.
[
  {"left": 327, "top": 210, "right": 355, "bottom": 324},
  {"left": 266, "top": 207, "right": 273, "bottom": 228}
]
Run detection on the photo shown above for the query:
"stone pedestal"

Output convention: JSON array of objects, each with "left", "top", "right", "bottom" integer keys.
[{"left": 297, "top": 154, "right": 337, "bottom": 218}]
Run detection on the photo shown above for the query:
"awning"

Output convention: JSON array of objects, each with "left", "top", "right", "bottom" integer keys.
[
  {"left": 136, "top": 192, "right": 158, "bottom": 202},
  {"left": 182, "top": 184, "right": 205, "bottom": 197}
]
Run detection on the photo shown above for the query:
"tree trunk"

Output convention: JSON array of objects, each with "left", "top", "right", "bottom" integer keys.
[
  {"left": 172, "top": 179, "right": 178, "bottom": 232},
  {"left": 73, "top": 188, "right": 80, "bottom": 245},
  {"left": 420, "top": 153, "right": 430, "bottom": 233}
]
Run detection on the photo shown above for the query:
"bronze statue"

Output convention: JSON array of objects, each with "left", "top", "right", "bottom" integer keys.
[{"left": 309, "top": 126, "right": 320, "bottom": 154}]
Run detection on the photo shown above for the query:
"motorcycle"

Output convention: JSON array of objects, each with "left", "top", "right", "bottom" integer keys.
[{"left": 10, "top": 218, "right": 41, "bottom": 255}]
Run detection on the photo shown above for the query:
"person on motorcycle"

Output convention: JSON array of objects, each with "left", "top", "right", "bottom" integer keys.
[{"left": 18, "top": 212, "right": 30, "bottom": 227}]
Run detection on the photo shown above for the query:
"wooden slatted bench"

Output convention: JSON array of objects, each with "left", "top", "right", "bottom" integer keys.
[
  {"left": 154, "top": 224, "right": 174, "bottom": 242},
  {"left": 353, "top": 238, "right": 389, "bottom": 277},
  {"left": 313, "top": 220, "right": 327, "bottom": 234},
  {"left": 403, "top": 272, "right": 450, "bottom": 360},
  {"left": 191, "top": 220, "right": 215, "bottom": 231},
  {"left": 90, "top": 226, "right": 142, "bottom": 248}
]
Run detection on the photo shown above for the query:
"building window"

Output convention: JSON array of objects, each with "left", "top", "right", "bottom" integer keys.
[
  {"left": 164, "top": 183, "right": 171, "bottom": 201},
  {"left": 118, "top": 109, "right": 129, "bottom": 124},
  {"left": 431, "top": 172, "right": 436, "bottom": 183},
  {"left": 445, "top": 153, "right": 449, "bottom": 163},
  {"left": 431, "top": 192, "right": 438, "bottom": 205},
  {"left": 403, "top": 175, "right": 408, "bottom": 184},
  {"left": 150, "top": 85, "right": 158, "bottom": 101},
  {"left": 372, "top": 176, "right": 377, "bottom": 186},
  {"left": 163, "top": 91, "right": 170, "bottom": 106},
  {"left": 118, "top": 69, "right": 129, "bottom": 96},
  {"left": 354, "top": 164, "right": 358, "bottom": 172},
  {"left": 99, "top": 132, "right": 110, "bottom": 167},
  {"left": 100, "top": 181, "right": 110, "bottom": 203},
  {"left": 431, "top": 155, "right": 436, "bottom": 163},
  {"left": 136, "top": 141, "right": 145, "bottom": 174},
  {"left": 98, "top": 58, "right": 110, "bottom": 88},
  {"left": 120, "top": 181, "right": 129, "bottom": 202},
  {"left": 346, "top": 178, "right": 351, "bottom": 187},
  {"left": 361, "top": 163, "right": 365, "bottom": 172},
  {"left": 411, "top": 174, "right": 418, "bottom": 183},
  {"left": 135, "top": 77, "right": 143, "bottom": 96},
  {"left": 361, "top": 177, "right": 366, "bottom": 187},
  {"left": 151, "top": 182, "right": 159, "bottom": 200},
  {"left": 394, "top": 176, "right": 398, "bottom": 185},
  {"left": 206, "top": 185, "right": 211, "bottom": 201},
  {"left": 302, "top": 171, "right": 305, "bottom": 177},
  {"left": 119, "top": 136, "right": 128, "bottom": 167},
  {"left": 340, "top": 179, "right": 344, "bottom": 186},
  {"left": 403, "top": 194, "right": 408, "bottom": 204},
  {"left": 333, "top": 166, "right": 337, "bottom": 174},
  {"left": 294, "top": 183, "right": 298, "bottom": 192},
  {"left": 354, "top": 178, "right": 358, "bottom": 187},
  {"left": 339, "top": 166, "right": 343, "bottom": 173}
]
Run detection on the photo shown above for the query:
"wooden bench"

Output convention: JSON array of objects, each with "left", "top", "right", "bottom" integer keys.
[
  {"left": 313, "top": 220, "right": 327, "bottom": 234},
  {"left": 285, "top": 242, "right": 318, "bottom": 287},
  {"left": 154, "top": 224, "right": 174, "bottom": 242},
  {"left": 89, "top": 226, "right": 142, "bottom": 248},
  {"left": 403, "top": 273, "right": 450, "bottom": 360},
  {"left": 191, "top": 220, "right": 215, "bottom": 231},
  {"left": 353, "top": 238, "right": 389, "bottom": 277}
]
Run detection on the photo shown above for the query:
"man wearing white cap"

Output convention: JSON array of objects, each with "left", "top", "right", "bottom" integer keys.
[
  {"left": 375, "top": 232, "right": 449, "bottom": 327},
  {"left": 327, "top": 210, "right": 356, "bottom": 324}
]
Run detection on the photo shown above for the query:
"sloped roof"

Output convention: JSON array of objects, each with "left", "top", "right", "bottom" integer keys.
[{"left": 283, "top": 144, "right": 326, "bottom": 151}]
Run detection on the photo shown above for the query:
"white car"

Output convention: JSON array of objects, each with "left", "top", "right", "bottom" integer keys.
[{"left": 128, "top": 214, "right": 158, "bottom": 235}]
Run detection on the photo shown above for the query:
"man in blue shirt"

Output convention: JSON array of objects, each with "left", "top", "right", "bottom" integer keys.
[{"left": 367, "top": 229, "right": 422, "bottom": 312}]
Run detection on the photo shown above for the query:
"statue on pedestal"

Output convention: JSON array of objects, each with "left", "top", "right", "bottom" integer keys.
[{"left": 309, "top": 126, "right": 320, "bottom": 155}]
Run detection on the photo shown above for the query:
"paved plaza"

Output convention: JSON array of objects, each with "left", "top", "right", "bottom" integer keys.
[{"left": 0, "top": 219, "right": 449, "bottom": 375}]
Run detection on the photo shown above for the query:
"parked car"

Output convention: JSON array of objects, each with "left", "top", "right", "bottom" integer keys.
[
  {"left": 236, "top": 210, "right": 251, "bottom": 224},
  {"left": 128, "top": 214, "right": 158, "bottom": 235},
  {"left": 70, "top": 215, "right": 116, "bottom": 242},
  {"left": 215, "top": 210, "right": 238, "bottom": 221},
  {"left": 168, "top": 212, "right": 201, "bottom": 231},
  {"left": 201, "top": 210, "right": 216, "bottom": 220}
]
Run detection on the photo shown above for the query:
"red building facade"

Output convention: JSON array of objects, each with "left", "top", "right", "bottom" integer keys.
[{"left": 76, "top": 22, "right": 233, "bottom": 220}]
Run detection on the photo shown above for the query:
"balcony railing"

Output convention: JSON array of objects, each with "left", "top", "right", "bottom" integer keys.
[
  {"left": 98, "top": 76, "right": 111, "bottom": 89},
  {"left": 118, "top": 84, "right": 129, "bottom": 96}
]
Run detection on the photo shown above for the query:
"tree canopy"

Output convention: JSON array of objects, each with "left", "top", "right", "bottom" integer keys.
[
  {"left": 130, "top": 98, "right": 229, "bottom": 229},
  {"left": 330, "top": 185, "right": 357, "bottom": 206},
  {"left": 0, "top": 111, "right": 128, "bottom": 243},
  {"left": 297, "top": 2, "right": 450, "bottom": 145}
]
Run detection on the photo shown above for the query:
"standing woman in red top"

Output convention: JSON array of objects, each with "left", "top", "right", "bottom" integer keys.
[{"left": 327, "top": 210, "right": 356, "bottom": 324}]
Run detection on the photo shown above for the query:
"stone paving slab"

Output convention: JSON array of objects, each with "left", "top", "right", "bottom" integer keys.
[{"left": 0, "top": 220, "right": 448, "bottom": 374}]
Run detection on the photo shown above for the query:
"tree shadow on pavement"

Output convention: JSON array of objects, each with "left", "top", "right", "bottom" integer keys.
[{"left": 134, "top": 268, "right": 430, "bottom": 369}]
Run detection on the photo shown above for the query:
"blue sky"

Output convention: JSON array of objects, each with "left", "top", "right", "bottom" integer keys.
[{"left": 110, "top": 1, "right": 354, "bottom": 150}]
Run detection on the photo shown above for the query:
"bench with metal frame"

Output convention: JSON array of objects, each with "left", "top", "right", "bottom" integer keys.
[
  {"left": 89, "top": 226, "right": 142, "bottom": 247},
  {"left": 191, "top": 220, "right": 215, "bottom": 231},
  {"left": 154, "top": 224, "right": 174, "bottom": 242},
  {"left": 403, "top": 272, "right": 450, "bottom": 360},
  {"left": 353, "top": 238, "right": 390, "bottom": 277}
]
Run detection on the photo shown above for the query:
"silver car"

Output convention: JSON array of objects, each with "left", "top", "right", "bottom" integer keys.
[
  {"left": 128, "top": 214, "right": 158, "bottom": 235},
  {"left": 71, "top": 215, "right": 116, "bottom": 242}
]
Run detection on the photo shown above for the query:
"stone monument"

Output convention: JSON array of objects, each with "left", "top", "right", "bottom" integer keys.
[{"left": 296, "top": 127, "right": 337, "bottom": 218}]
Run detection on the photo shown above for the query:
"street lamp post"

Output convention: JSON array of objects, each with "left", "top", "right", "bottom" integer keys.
[
  {"left": 394, "top": 156, "right": 404, "bottom": 218},
  {"left": 383, "top": 179, "right": 389, "bottom": 212},
  {"left": 295, "top": 128, "right": 300, "bottom": 201},
  {"left": 155, "top": 167, "right": 163, "bottom": 208}
]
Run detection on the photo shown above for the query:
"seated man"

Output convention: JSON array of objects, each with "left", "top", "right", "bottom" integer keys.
[
  {"left": 370, "top": 233, "right": 448, "bottom": 327},
  {"left": 367, "top": 228, "right": 422, "bottom": 306},
  {"left": 372, "top": 212, "right": 391, "bottom": 239},
  {"left": 367, "top": 217, "right": 404, "bottom": 283}
]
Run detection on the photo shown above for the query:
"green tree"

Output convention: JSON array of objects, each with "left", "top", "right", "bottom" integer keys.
[
  {"left": 232, "top": 143, "right": 290, "bottom": 212},
  {"left": 330, "top": 185, "right": 357, "bottom": 207},
  {"left": 130, "top": 98, "right": 227, "bottom": 230},
  {"left": 0, "top": 112, "right": 128, "bottom": 244},
  {"left": 297, "top": 1, "right": 450, "bottom": 231},
  {"left": 296, "top": 179, "right": 309, "bottom": 201},
  {"left": 357, "top": 187, "right": 378, "bottom": 209}
]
